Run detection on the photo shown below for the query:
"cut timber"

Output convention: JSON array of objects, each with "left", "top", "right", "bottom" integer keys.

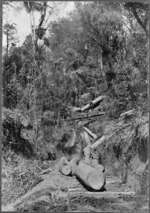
[
  {"left": 81, "top": 95, "right": 106, "bottom": 112},
  {"left": 71, "top": 107, "right": 82, "bottom": 112},
  {"left": 91, "top": 136, "right": 106, "bottom": 149},
  {"left": 68, "top": 190, "right": 135, "bottom": 196},
  {"left": 74, "top": 162, "right": 105, "bottom": 191},
  {"left": 83, "top": 127, "right": 97, "bottom": 139},
  {"left": 65, "top": 112, "right": 105, "bottom": 121},
  {"left": 59, "top": 164, "right": 71, "bottom": 176},
  {"left": 70, "top": 95, "right": 105, "bottom": 113},
  {"left": 59, "top": 157, "right": 71, "bottom": 175},
  {"left": 91, "top": 161, "right": 105, "bottom": 173}
]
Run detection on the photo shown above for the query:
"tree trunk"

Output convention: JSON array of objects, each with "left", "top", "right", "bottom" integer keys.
[
  {"left": 59, "top": 164, "right": 72, "bottom": 176},
  {"left": 74, "top": 161, "right": 105, "bottom": 191},
  {"left": 6, "top": 31, "right": 9, "bottom": 55},
  {"left": 83, "top": 127, "right": 97, "bottom": 139}
]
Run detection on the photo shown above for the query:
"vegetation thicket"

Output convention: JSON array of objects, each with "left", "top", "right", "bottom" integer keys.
[{"left": 2, "top": 1, "right": 149, "bottom": 200}]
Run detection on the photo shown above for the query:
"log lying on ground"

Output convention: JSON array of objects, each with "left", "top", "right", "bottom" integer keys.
[
  {"left": 74, "top": 161, "right": 105, "bottom": 191},
  {"left": 59, "top": 132, "right": 107, "bottom": 190},
  {"left": 70, "top": 95, "right": 106, "bottom": 113},
  {"left": 59, "top": 164, "right": 72, "bottom": 176},
  {"left": 120, "top": 109, "right": 135, "bottom": 120},
  {"left": 91, "top": 136, "right": 106, "bottom": 149},
  {"left": 65, "top": 112, "right": 105, "bottom": 121},
  {"left": 81, "top": 95, "right": 106, "bottom": 112},
  {"left": 69, "top": 156, "right": 81, "bottom": 175},
  {"left": 91, "top": 160, "right": 105, "bottom": 173},
  {"left": 83, "top": 127, "right": 97, "bottom": 139},
  {"left": 71, "top": 107, "right": 82, "bottom": 112},
  {"left": 59, "top": 157, "right": 72, "bottom": 176}
]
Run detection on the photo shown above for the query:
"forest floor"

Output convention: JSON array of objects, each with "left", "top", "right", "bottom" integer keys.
[{"left": 2, "top": 158, "right": 149, "bottom": 212}]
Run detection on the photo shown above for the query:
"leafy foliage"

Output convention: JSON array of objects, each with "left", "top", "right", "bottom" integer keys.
[{"left": 2, "top": 1, "right": 148, "bottom": 160}]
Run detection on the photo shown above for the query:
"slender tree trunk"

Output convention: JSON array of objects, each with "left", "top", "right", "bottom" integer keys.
[
  {"left": 28, "top": 3, "right": 38, "bottom": 149},
  {"left": 6, "top": 31, "right": 9, "bottom": 56}
]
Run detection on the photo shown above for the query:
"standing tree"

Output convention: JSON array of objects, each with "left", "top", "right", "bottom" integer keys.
[{"left": 3, "top": 23, "right": 19, "bottom": 55}]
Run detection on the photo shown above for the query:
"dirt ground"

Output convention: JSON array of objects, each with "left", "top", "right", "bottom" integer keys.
[{"left": 2, "top": 159, "right": 149, "bottom": 212}]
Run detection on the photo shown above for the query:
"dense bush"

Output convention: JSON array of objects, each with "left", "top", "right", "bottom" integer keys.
[{"left": 2, "top": 2, "right": 148, "bottom": 162}]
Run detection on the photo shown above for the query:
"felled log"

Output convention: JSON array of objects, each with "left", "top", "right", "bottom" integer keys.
[
  {"left": 81, "top": 95, "right": 106, "bottom": 112},
  {"left": 74, "top": 161, "right": 105, "bottom": 191},
  {"left": 65, "top": 112, "right": 105, "bottom": 121},
  {"left": 59, "top": 131, "right": 107, "bottom": 190},
  {"left": 71, "top": 107, "right": 82, "bottom": 112},
  {"left": 69, "top": 156, "right": 81, "bottom": 175},
  {"left": 91, "top": 159, "right": 105, "bottom": 173},
  {"left": 91, "top": 136, "right": 106, "bottom": 149},
  {"left": 83, "top": 132, "right": 106, "bottom": 173},
  {"left": 70, "top": 95, "right": 106, "bottom": 113},
  {"left": 83, "top": 127, "right": 97, "bottom": 139},
  {"left": 59, "top": 157, "right": 72, "bottom": 176},
  {"left": 59, "top": 164, "right": 72, "bottom": 176}
]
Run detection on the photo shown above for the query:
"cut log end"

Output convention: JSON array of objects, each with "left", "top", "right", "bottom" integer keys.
[
  {"left": 59, "top": 164, "right": 72, "bottom": 176},
  {"left": 87, "top": 171, "right": 105, "bottom": 190}
]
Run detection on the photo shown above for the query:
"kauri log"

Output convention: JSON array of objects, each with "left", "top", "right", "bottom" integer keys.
[
  {"left": 74, "top": 161, "right": 105, "bottom": 191},
  {"left": 59, "top": 164, "right": 72, "bottom": 176}
]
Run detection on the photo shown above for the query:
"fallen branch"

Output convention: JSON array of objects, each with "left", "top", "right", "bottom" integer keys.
[
  {"left": 83, "top": 127, "right": 97, "bottom": 139},
  {"left": 120, "top": 109, "right": 135, "bottom": 119},
  {"left": 71, "top": 107, "right": 82, "bottom": 112},
  {"left": 38, "top": 168, "right": 52, "bottom": 175},
  {"left": 68, "top": 190, "right": 135, "bottom": 196},
  {"left": 91, "top": 136, "right": 106, "bottom": 149},
  {"left": 65, "top": 112, "right": 105, "bottom": 121},
  {"left": 81, "top": 95, "right": 106, "bottom": 112}
]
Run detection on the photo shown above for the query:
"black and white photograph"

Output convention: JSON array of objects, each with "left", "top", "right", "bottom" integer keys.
[{"left": 2, "top": 1, "right": 149, "bottom": 212}]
